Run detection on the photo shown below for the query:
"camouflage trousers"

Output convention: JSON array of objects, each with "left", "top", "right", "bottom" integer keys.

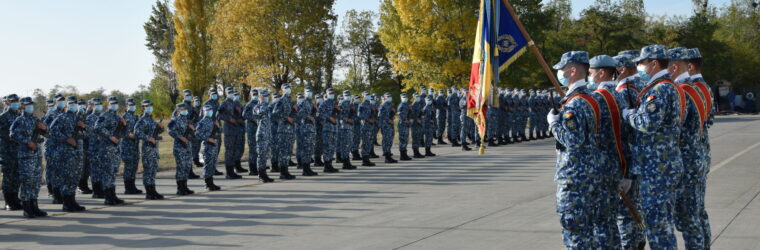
[
  {"left": 594, "top": 181, "right": 622, "bottom": 249},
  {"left": 352, "top": 125, "right": 361, "bottom": 152},
  {"left": 201, "top": 142, "right": 219, "bottom": 178},
  {"left": 256, "top": 138, "right": 271, "bottom": 172},
  {"left": 380, "top": 124, "right": 394, "bottom": 154},
  {"left": 437, "top": 111, "right": 447, "bottom": 138},
  {"left": 397, "top": 123, "right": 410, "bottom": 151},
  {"left": 411, "top": 124, "right": 422, "bottom": 150},
  {"left": 95, "top": 146, "right": 119, "bottom": 189},
  {"left": 321, "top": 129, "right": 336, "bottom": 162},
  {"left": 617, "top": 178, "right": 645, "bottom": 249},
  {"left": 173, "top": 144, "right": 192, "bottom": 181},
  {"left": 314, "top": 125, "right": 323, "bottom": 162},
  {"left": 58, "top": 149, "right": 82, "bottom": 195},
  {"left": 297, "top": 129, "right": 315, "bottom": 164},
  {"left": 638, "top": 175, "right": 678, "bottom": 250},
  {"left": 360, "top": 124, "right": 375, "bottom": 157},
  {"left": 141, "top": 144, "right": 159, "bottom": 186},
  {"left": 224, "top": 132, "right": 244, "bottom": 166},
  {"left": 1, "top": 152, "right": 20, "bottom": 193},
  {"left": 18, "top": 154, "right": 42, "bottom": 201},
  {"left": 423, "top": 124, "right": 434, "bottom": 147},
  {"left": 247, "top": 130, "right": 257, "bottom": 169},
  {"left": 277, "top": 130, "right": 295, "bottom": 167},
  {"left": 448, "top": 113, "right": 460, "bottom": 141},
  {"left": 675, "top": 159, "right": 708, "bottom": 249},
  {"left": 338, "top": 128, "right": 352, "bottom": 160},
  {"left": 556, "top": 183, "right": 598, "bottom": 249},
  {"left": 191, "top": 138, "right": 201, "bottom": 161}
]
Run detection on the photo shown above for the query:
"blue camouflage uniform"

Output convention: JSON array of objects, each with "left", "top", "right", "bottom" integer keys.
[
  {"left": 120, "top": 99, "right": 140, "bottom": 181},
  {"left": 337, "top": 91, "right": 355, "bottom": 163},
  {"left": 313, "top": 94, "right": 324, "bottom": 165},
  {"left": 242, "top": 89, "right": 260, "bottom": 172},
  {"left": 11, "top": 98, "right": 44, "bottom": 202},
  {"left": 378, "top": 93, "right": 395, "bottom": 156},
  {"left": 624, "top": 45, "right": 684, "bottom": 249},
  {"left": 358, "top": 93, "right": 376, "bottom": 159},
  {"left": 318, "top": 90, "right": 338, "bottom": 164},
  {"left": 351, "top": 95, "right": 362, "bottom": 159},
  {"left": 271, "top": 84, "right": 297, "bottom": 177},
  {"left": 133, "top": 100, "right": 160, "bottom": 187},
  {"left": 85, "top": 100, "right": 102, "bottom": 192},
  {"left": 196, "top": 105, "right": 220, "bottom": 178},
  {"left": 219, "top": 87, "right": 246, "bottom": 176},
  {"left": 459, "top": 90, "right": 471, "bottom": 144},
  {"left": 422, "top": 96, "right": 436, "bottom": 150},
  {"left": 168, "top": 103, "right": 192, "bottom": 181},
  {"left": 397, "top": 94, "right": 412, "bottom": 154},
  {"left": 93, "top": 97, "right": 124, "bottom": 192},
  {"left": 411, "top": 93, "right": 424, "bottom": 154},
  {"left": 49, "top": 97, "right": 82, "bottom": 197},
  {"left": 203, "top": 88, "right": 221, "bottom": 174},
  {"left": 42, "top": 95, "right": 64, "bottom": 195},
  {"left": 435, "top": 90, "right": 447, "bottom": 142},
  {"left": 1, "top": 94, "right": 22, "bottom": 203},
  {"left": 447, "top": 88, "right": 460, "bottom": 143},
  {"left": 296, "top": 90, "right": 317, "bottom": 167},
  {"left": 688, "top": 48, "right": 713, "bottom": 248}
]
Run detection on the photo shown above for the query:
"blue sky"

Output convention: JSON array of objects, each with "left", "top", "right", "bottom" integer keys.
[{"left": 0, "top": 0, "right": 730, "bottom": 97}]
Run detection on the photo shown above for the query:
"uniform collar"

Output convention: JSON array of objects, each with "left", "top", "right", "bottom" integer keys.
[
  {"left": 598, "top": 81, "right": 616, "bottom": 90},
  {"left": 567, "top": 79, "right": 586, "bottom": 95},
  {"left": 646, "top": 69, "right": 669, "bottom": 86},
  {"left": 690, "top": 73, "right": 703, "bottom": 80},
  {"left": 674, "top": 72, "right": 690, "bottom": 84}
]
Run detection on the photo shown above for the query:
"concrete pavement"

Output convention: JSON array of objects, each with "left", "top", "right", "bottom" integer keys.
[{"left": 1, "top": 115, "right": 759, "bottom": 249}]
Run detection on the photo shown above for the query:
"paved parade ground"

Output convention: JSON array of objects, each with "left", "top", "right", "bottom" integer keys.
[{"left": 1, "top": 115, "right": 759, "bottom": 249}]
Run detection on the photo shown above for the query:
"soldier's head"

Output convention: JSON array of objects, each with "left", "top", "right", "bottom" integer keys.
[
  {"left": 250, "top": 89, "right": 259, "bottom": 99},
  {"left": 86, "top": 99, "right": 94, "bottom": 110},
  {"left": 315, "top": 93, "right": 323, "bottom": 103},
  {"left": 425, "top": 95, "right": 433, "bottom": 104},
  {"left": 553, "top": 51, "right": 590, "bottom": 87},
  {"left": 202, "top": 104, "right": 215, "bottom": 118},
  {"left": 54, "top": 93, "right": 65, "bottom": 110},
  {"left": 92, "top": 98, "right": 103, "bottom": 112},
  {"left": 362, "top": 91, "right": 371, "bottom": 100},
  {"left": 613, "top": 54, "right": 637, "bottom": 79},
  {"left": 400, "top": 93, "right": 408, "bottom": 103},
  {"left": 193, "top": 96, "right": 201, "bottom": 107},
  {"left": 20, "top": 97, "right": 34, "bottom": 114},
  {"left": 142, "top": 100, "right": 153, "bottom": 115},
  {"left": 383, "top": 92, "right": 392, "bottom": 103},
  {"left": 304, "top": 86, "right": 313, "bottom": 99},
  {"left": 176, "top": 103, "right": 188, "bottom": 116},
  {"left": 233, "top": 90, "right": 241, "bottom": 102},
  {"left": 66, "top": 96, "right": 78, "bottom": 112},
  {"left": 342, "top": 90, "right": 351, "bottom": 98},
  {"left": 352, "top": 94, "right": 360, "bottom": 104},
  {"left": 107, "top": 96, "right": 119, "bottom": 111},
  {"left": 208, "top": 88, "right": 219, "bottom": 100},
  {"left": 281, "top": 83, "right": 292, "bottom": 96},
  {"left": 182, "top": 89, "right": 192, "bottom": 102},
  {"left": 686, "top": 48, "right": 703, "bottom": 75},
  {"left": 5, "top": 94, "right": 19, "bottom": 111},
  {"left": 326, "top": 88, "right": 336, "bottom": 100},
  {"left": 296, "top": 93, "right": 305, "bottom": 102},
  {"left": 259, "top": 90, "right": 270, "bottom": 103},
  {"left": 225, "top": 87, "right": 235, "bottom": 100},
  {"left": 634, "top": 45, "right": 669, "bottom": 77},
  {"left": 126, "top": 98, "right": 136, "bottom": 112},
  {"left": 666, "top": 47, "right": 690, "bottom": 78},
  {"left": 77, "top": 99, "right": 87, "bottom": 112},
  {"left": 45, "top": 99, "right": 55, "bottom": 112},
  {"left": 420, "top": 86, "right": 427, "bottom": 95},
  {"left": 589, "top": 55, "right": 618, "bottom": 84}
]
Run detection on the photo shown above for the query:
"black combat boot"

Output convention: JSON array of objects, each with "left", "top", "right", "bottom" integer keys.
[
  {"left": 145, "top": 185, "right": 164, "bottom": 200},
  {"left": 225, "top": 164, "right": 242, "bottom": 179},
  {"left": 259, "top": 171, "right": 275, "bottom": 183},
  {"left": 188, "top": 167, "right": 201, "bottom": 179},
  {"left": 288, "top": 159, "right": 297, "bottom": 166},
  {"left": 370, "top": 148, "right": 380, "bottom": 158},
  {"left": 342, "top": 158, "right": 357, "bottom": 170},
  {"left": 4, "top": 192, "right": 22, "bottom": 211},
  {"left": 104, "top": 187, "right": 125, "bottom": 206},
  {"left": 51, "top": 188, "right": 62, "bottom": 205},
  {"left": 177, "top": 181, "right": 189, "bottom": 195},
  {"left": 78, "top": 177, "right": 92, "bottom": 194},
  {"left": 302, "top": 163, "right": 319, "bottom": 176},
  {"left": 214, "top": 168, "right": 224, "bottom": 176},
  {"left": 323, "top": 160, "right": 340, "bottom": 173},
  {"left": 22, "top": 200, "right": 35, "bottom": 218},
  {"left": 351, "top": 150, "right": 361, "bottom": 161},
  {"left": 462, "top": 142, "right": 472, "bottom": 151},
  {"left": 279, "top": 166, "right": 296, "bottom": 180},
  {"left": 400, "top": 150, "right": 412, "bottom": 161},
  {"left": 124, "top": 179, "right": 143, "bottom": 195},
  {"left": 451, "top": 138, "right": 461, "bottom": 147},
  {"left": 488, "top": 138, "right": 498, "bottom": 147},
  {"left": 271, "top": 160, "right": 280, "bottom": 173},
  {"left": 235, "top": 160, "right": 248, "bottom": 173},
  {"left": 361, "top": 156, "right": 376, "bottom": 167},
  {"left": 62, "top": 194, "right": 86, "bottom": 212},
  {"left": 31, "top": 199, "right": 47, "bottom": 217},
  {"left": 425, "top": 147, "right": 436, "bottom": 156},
  {"left": 314, "top": 156, "right": 324, "bottom": 166},
  {"left": 296, "top": 159, "right": 303, "bottom": 169},
  {"left": 521, "top": 133, "right": 528, "bottom": 141},
  {"left": 205, "top": 177, "right": 221, "bottom": 191},
  {"left": 91, "top": 182, "right": 104, "bottom": 198},
  {"left": 384, "top": 153, "right": 398, "bottom": 163},
  {"left": 413, "top": 148, "right": 425, "bottom": 158},
  {"left": 248, "top": 161, "right": 259, "bottom": 176},
  {"left": 193, "top": 158, "right": 203, "bottom": 168},
  {"left": 437, "top": 136, "right": 447, "bottom": 145}
]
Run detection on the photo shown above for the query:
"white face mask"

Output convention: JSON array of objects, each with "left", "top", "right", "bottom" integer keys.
[
  {"left": 636, "top": 64, "right": 650, "bottom": 81},
  {"left": 205, "top": 110, "right": 214, "bottom": 117},
  {"left": 386, "top": 97, "right": 392, "bottom": 102},
  {"left": 283, "top": 88, "right": 291, "bottom": 95},
  {"left": 557, "top": 70, "right": 569, "bottom": 86},
  {"left": 127, "top": 105, "right": 136, "bottom": 112},
  {"left": 184, "top": 96, "right": 192, "bottom": 102},
  {"left": 305, "top": 92, "right": 313, "bottom": 99},
  {"left": 68, "top": 104, "right": 78, "bottom": 111},
  {"left": 327, "top": 94, "right": 335, "bottom": 100},
  {"left": 95, "top": 105, "right": 103, "bottom": 112},
  {"left": 109, "top": 104, "right": 119, "bottom": 111},
  {"left": 401, "top": 98, "right": 408, "bottom": 103}
]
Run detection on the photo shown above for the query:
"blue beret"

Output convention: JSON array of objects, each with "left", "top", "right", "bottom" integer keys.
[
  {"left": 589, "top": 55, "right": 618, "bottom": 68},
  {"left": 553, "top": 51, "right": 590, "bottom": 69}
]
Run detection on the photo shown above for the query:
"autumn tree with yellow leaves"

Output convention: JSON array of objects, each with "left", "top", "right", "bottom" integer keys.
[{"left": 172, "top": 0, "right": 215, "bottom": 98}]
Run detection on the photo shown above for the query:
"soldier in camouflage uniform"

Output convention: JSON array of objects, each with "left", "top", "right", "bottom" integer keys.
[
  {"left": 250, "top": 90, "right": 276, "bottom": 182},
  {"left": 618, "top": 50, "right": 648, "bottom": 90},
  {"left": 687, "top": 48, "right": 713, "bottom": 249},
  {"left": 358, "top": 92, "right": 377, "bottom": 167},
  {"left": 295, "top": 88, "right": 319, "bottom": 176},
  {"left": 173, "top": 90, "right": 201, "bottom": 179},
  {"left": 435, "top": 89, "right": 448, "bottom": 145},
  {"left": 76, "top": 99, "right": 93, "bottom": 194},
  {"left": 134, "top": 100, "right": 164, "bottom": 200},
  {"left": 93, "top": 96, "right": 127, "bottom": 205},
  {"left": 351, "top": 94, "right": 362, "bottom": 161},
  {"left": 501, "top": 88, "right": 513, "bottom": 144},
  {"left": 313, "top": 93, "right": 325, "bottom": 166},
  {"left": 86, "top": 99, "right": 104, "bottom": 198},
  {"left": 459, "top": 89, "right": 473, "bottom": 151},
  {"left": 396, "top": 93, "right": 413, "bottom": 161},
  {"left": 203, "top": 88, "right": 223, "bottom": 176},
  {"left": 623, "top": 45, "right": 684, "bottom": 249},
  {"left": 422, "top": 95, "right": 436, "bottom": 156},
  {"left": 270, "top": 92, "right": 281, "bottom": 172},
  {"left": 49, "top": 96, "right": 87, "bottom": 211},
  {"left": 1, "top": 94, "right": 22, "bottom": 210},
  {"left": 548, "top": 51, "right": 601, "bottom": 248},
  {"left": 410, "top": 93, "right": 425, "bottom": 158},
  {"left": 371, "top": 93, "right": 381, "bottom": 157},
  {"left": 242, "top": 89, "right": 260, "bottom": 175},
  {"left": 336, "top": 90, "right": 357, "bottom": 170},
  {"left": 317, "top": 89, "right": 340, "bottom": 173},
  {"left": 218, "top": 87, "right": 245, "bottom": 179},
  {"left": 196, "top": 104, "right": 222, "bottom": 190},
  {"left": 486, "top": 100, "right": 499, "bottom": 147},
  {"left": 120, "top": 98, "right": 142, "bottom": 194},
  {"left": 378, "top": 93, "right": 398, "bottom": 163},
  {"left": 447, "top": 87, "right": 461, "bottom": 146},
  {"left": 43, "top": 94, "right": 65, "bottom": 200},
  {"left": 168, "top": 103, "right": 195, "bottom": 195},
  {"left": 11, "top": 97, "right": 49, "bottom": 218},
  {"left": 271, "top": 83, "right": 297, "bottom": 179}
]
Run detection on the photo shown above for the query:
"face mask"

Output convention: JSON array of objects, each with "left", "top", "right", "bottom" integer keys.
[
  {"left": 25, "top": 105, "right": 34, "bottom": 113},
  {"left": 263, "top": 97, "right": 270, "bottom": 103},
  {"left": 636, "top": 65, "right": 650, "bottom": 81},
  {"left": 180, "top": 110, "right": 188, "bottom": 116},
  {"left": 109, "top": 104, "right": 119, "bottom": 111},
  {"left": 211, "top": 94, "right": 218, "bottom": 100},
  {"left": 48, "top": 106, "right": 55, "bottom": 112},
  {"left": 370, "top": 100, "right": 376, "bottom": 105},
  {"left": 95, "top": 105, "right": 103, "bottom": 112},
  {"left": 205, "top": 110, "right": 214, "bottom": 117},
  {"left": 10, "top": 102, "right": 20, "bottom": 110},
  {"left": 386, "top": 97, "right": 392, "bottom": 102},
  {"left": 426, "top": 100, "right": 432, "bottom": 105},
  {"left": 234, "top": 95, "right": 240, "bottom": 102},
  {"left": 68, "top": 104, "right": 78, "bottom": 111},
  {"left": 227, "top": 94, "right": 234, "bottom": 100},
  {"left": 327, "top": 94, "right": 335, "bottom": 100},
  {"left": 143, "top": 106, "right": 152, "bottom": 114},
  {"left": 184, "top": 96, "right": 192, "bottom": 102},
  {"left": 557, "top": 70, "right": 569, "bottom": 86},
  {"left": 284, "top": 88, "right": 291, "bottom": 95},
  {"left": 305, "top": 92, "right": 313, "bottom": 99},
  {"left": 79, "top": 106, "right": 86, "bottom": 112},
  {"left": 421, "top": 90, "right": 427, "bottom": 95},
  {"left": 127, "top": 105, "right": 136, "bottom": 112},
  {"left": 193, "top": 101, "right": 200, "bottom": 107},
  {"left": 401, "top": 98, "right": 408, "bottom": 103},
  {"left": 57, "top": 101, "right": 65, "bottom": 109}
]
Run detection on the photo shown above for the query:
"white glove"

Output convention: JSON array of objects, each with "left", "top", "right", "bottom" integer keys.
[
  {"left": 622, "top": 108, "right": 634, "bottom": 118},
  {"left": 618, "top": 178, "right": 633, "bottom": 193},
  {"left": 546, "top": 111, "right": 559, "bottom": 125}
]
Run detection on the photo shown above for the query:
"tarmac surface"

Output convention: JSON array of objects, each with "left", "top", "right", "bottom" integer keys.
[{"left": 1, "top": 115, "right": 759, "bottom": 249}]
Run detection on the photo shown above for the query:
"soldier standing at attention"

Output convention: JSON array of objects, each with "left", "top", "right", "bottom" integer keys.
[
  {"left": 337, "top": 91, "right": 357, "bottom": 170},
  {"left": 188, "top": 95, "right": 202, "bottom": 179},
  {"left": 317, "top": 89, "right": 340, "bottom": 173},
  {"left": 296, "top": 88, "right": 319, "bottom": 176},
  {"left": 396, "top": 93, "right": 413, "bottom": 161},
  {"left": 49, "top": 96, "right": 87, "bottom": 211},
  {"left": 134, "top": 100, "right": 164, "bottom": 200},
  {"left": 86, "top": 99, "right": 104, "bottom": 199},
  {"left": 547, "top": 51, "right": 601, "bottom": 248},
  {"left": 378, "top": 93, "right": 397, "bottom": 163},
  {"left": 271, "top": 83, "right": 297, "bottom": 179},
  {"left": 218, "top": 87, "right": 244, "bottom": 180},
  {"left": 624, "top": 45, "right": 685, "bottom": 249},
  {"left": 687, "top": 48, "right": 713, "bottom": 248},
  {"left": 251, "top": 90, "right": 276, "bottom": 182},
  {"left": 358, "top": 92, "right": 377, "bottom": 167},
  {"left": 203, "top": 88, "right": 223, "bottom": 176},
  {"left": 11, "top": 97, "right": 49, "bottom": 217},
  {"left": 120, "top": 98, "right": 142, "bottom": 195},
  {"left": 43, "top": 94, "right": 64, "bottom": 200},
  {"left": 77, "top": 99, "right": 93, "bottom": 194},
  {"left": 422, "top": 95, "right": 436, "bottom": 156},
  {"left": 459, "top": 89, "right": 473, "bottom": 151},
  {"left": 1, "top": 94, "right": 22, "bottom": 210},
  {"left": 242, "top": 89, "right": 260, "bottom": 175},
  {"left": 196, "top": 104, "right": 222, "bottom": 191},
  {"left": 410, "top": 93, "right": 425, "bottom": 158},
  {"left": 168, "top": 103, "right": 195, "bottom": 195},
  {"left": 313, "top": 93, "right": 325, "bottom": 167},
  {"left": 447, "top": 87, "right": 461, "bottom": 147},
  {"left": 94, "top": 97, "right": 126, "bottom": 206},
  {"left": 435, "top": 89, "right": 448, "bottom": 145}
]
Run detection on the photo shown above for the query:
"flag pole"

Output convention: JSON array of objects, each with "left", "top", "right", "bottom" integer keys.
[{"left": 500, "top": 0, "right": 565, "bottom": 98}]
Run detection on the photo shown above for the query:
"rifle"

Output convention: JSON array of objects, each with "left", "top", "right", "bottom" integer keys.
[
  {"left": 181, "top": 122, "right": 195, "bottom": 148},
  {"left": 32, "top": 122, "right": 47, "bottom": 143},
  {"left": 208, "top": 120, "right": 220, "bottom": 146},
  {"left": 148, "top": 117, "right": 165, "bottom": 147},
  {"left": 113, "top": 117, "right": 127, "bottom": 145}
]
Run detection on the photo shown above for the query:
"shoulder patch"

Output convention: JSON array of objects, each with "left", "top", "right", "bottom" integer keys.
[
  {"left": 564, "top": 112, "right": 573, "bottom": 119},
  {"left": 646, "top": 102, "right": 657, "bottom": 113},
  {"left": 647, "top": 95, "right": 655, "bottom": 102}
]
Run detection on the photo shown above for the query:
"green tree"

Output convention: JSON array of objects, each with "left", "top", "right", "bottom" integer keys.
[{"left": 144, "top": 0, "right": 179, "bottom": 105}]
